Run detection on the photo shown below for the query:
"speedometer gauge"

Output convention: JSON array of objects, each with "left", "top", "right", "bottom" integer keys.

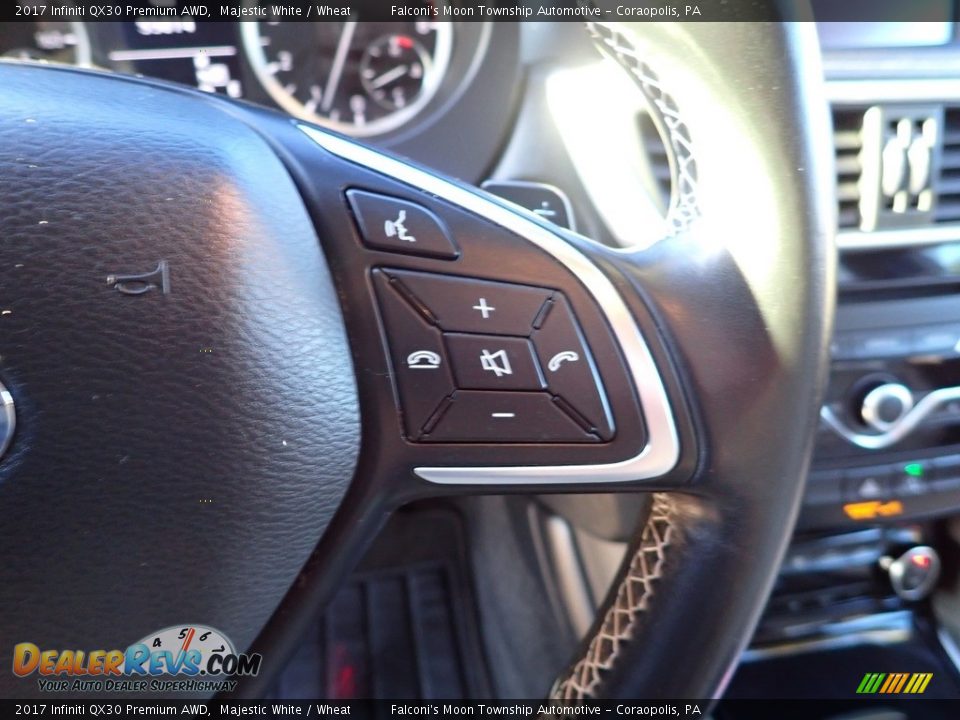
[
  {"left": 241, "top": 21, "right": 453, "bottom": 137},
  {"left": 0, "top": 22, "right": 90, "bottom": 65}
]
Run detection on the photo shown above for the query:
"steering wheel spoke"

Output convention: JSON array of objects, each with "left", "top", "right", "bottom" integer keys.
[{"left": 253, "top": 117, "right": 703, "bottom": 504}]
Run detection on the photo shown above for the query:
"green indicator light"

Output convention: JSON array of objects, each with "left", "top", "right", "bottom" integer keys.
[{"left": 904, "top": 463, "right": 924, "bottom": 478}]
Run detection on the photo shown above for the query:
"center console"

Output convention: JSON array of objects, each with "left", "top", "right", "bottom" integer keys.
[
  {"left": 738, "top": 28, "right": 960, "bottom": 694},
  {"left": 800, "top": 90, "right": 960, "bottom": 532}
]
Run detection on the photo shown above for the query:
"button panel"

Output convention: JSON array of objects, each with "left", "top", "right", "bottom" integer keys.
[
  {"left": 891, "top": 461, "right": 929, "bottom": 497},
  {"left": 802, "top": 457, "right": 960, "bottom": 528},
  {"left": 843, "top": 466, "right": 893, "bottom": 502},
  {"left": 373, "top": 269, "right": 616, "bottom": 443}
]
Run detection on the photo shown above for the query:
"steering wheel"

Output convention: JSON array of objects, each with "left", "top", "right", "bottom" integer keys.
[{"left": 0, "top": 14, "right": 834, "bottom": 701}]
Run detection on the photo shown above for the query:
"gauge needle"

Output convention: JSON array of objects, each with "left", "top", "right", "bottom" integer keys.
[
  {"left": 371, "top": 65, "right": 409, "bottom": 90},
  {"left": 321, "top": 20, "right": 357, "bottom": 113}
]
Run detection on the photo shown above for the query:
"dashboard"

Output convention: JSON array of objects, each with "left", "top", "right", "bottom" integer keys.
[
  {"left": 0, "top": 18, "right": 521, "bottom": 181},
  {"left": 2, "top": 18, "right": 451, "bottom": 135},
  {"left": 812, "top": 0, "right": 955, "bottom": 48}
]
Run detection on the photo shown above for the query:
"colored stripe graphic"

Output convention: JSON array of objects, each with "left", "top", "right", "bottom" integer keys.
[
  {"left": 892, "top": 673, "right": 910, "bottom": 693},
  {"left": 904, "top": 674, "right": 920, "bottom": 693},
  {"left": 879, "top": 673, "right": 899, "bottom": 693},
  {"left": 857, "top": 672, "right": 932, "bottom": 694},
  {"left": 905, "top": 673, "right": 933, "bottom": 693},
  {"left": 856, "top": 673, "right": 885, "bottom": 693}
]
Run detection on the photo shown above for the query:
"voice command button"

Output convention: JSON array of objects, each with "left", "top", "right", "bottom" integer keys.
[{"left": 347, "top": 190, "right": 460, "bottom": 259}]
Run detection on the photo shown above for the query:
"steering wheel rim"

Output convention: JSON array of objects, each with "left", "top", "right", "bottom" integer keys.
[
  {"left": 0, "top": 13, "right": 833, "bottom": 701},
  {"left": 550, "top": 17, "right": 835, "bottom": 699}
]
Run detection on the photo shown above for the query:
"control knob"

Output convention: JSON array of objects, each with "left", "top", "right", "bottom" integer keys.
[
  {"left": 860, "top": 382, "right": 913, "bottom": 433},
  {"left": 880, "top": 546, "right": 940, "bottom": 601}
]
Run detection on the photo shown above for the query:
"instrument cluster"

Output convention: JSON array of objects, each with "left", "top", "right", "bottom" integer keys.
[{"left": 1, "top": 17, "right": 457, "bottom": 138}]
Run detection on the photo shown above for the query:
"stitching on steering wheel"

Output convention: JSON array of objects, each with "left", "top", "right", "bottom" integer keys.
[
  {"left": 584, "top": 21, "right": 700, "bottom": 234},
  {"left": 546, "top": 22, "right": 693, "bottom": 702},
  {"left": 549, "top": 493, "right": 678, "bottom": 700},
  {"left": 547, "top": 22, "right": 696, "bottom": 701}
]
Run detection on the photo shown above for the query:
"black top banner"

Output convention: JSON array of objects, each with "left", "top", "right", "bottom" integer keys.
[{"left": 4, "top": 0, "right": 958, "bottom": 24}]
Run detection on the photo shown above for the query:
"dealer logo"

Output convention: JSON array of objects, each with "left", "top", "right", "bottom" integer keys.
[{"left": 13, "top": 624, "right": 262, "bottom": 692}]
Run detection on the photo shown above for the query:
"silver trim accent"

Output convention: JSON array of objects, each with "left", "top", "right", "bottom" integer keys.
[
  {"left": 543, "top": 515, "right": 595, "bottom": 638},
  {"left": 741, "top": 611, "right": 913, "bottom": 662},
  {"left": 298, "top": 124, "right": 680, "bottom": 486},
  {"left": 827, "top": 78, "right": 960, "bottom": 251},
  {"left": 821, "top": 384, "right": 960, "bottom": 450},
  {"left": 823, "top": 52, "right": 960, "bottom": 79},
  {"left": 857, "top": 105, "right": 882, "bottom": 234},
  {"left": 827, "top": 78, "right": 960, "bottom": 105},
  {"left": 937, "top": 626, "right": 960, "bottom": 675},
  {"left": 70, "top": 22, "right": 93, "bottom": 68},
  {"left": 0, "top": 383, "right": 15, "bottom": 462},
  {"left": 861, "top": 383, "right": 914, "bottom": 433},
  {"left": 107, "top": 46, "right": 238, "bottom": 62},
  {"left": 837, "top": 225, "right": 960, "bottom": 251}
]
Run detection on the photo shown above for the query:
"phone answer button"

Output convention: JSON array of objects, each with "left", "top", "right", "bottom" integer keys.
[{"left": 532, "top": 295, "right": 614, "bottom": 440}]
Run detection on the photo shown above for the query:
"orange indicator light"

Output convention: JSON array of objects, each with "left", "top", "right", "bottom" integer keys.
[{"left": 843, "top": 500, "right": 904, "bottom": 520}]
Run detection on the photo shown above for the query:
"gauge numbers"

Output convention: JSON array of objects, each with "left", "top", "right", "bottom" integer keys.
[
  {"left": 241, "top": 21, "right": 453, "bottom": 137},
  {"left": 0, "top": 21, "right": 90, "bottom": 65}
]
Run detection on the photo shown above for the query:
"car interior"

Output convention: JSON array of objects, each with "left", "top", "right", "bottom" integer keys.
[{"left": 5, "top": 3, "right": 960, "bottom": 714}]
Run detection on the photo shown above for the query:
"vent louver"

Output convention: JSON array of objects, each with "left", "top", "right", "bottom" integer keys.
[
  {"left": 935, "top": 107, "right": 960, "bottom": 223},
  {"left": 833, "top": 104, "right": 960, "bottom": 236},
  {"left": 834, "top": 107, "right": 866, "bottom": 230}
]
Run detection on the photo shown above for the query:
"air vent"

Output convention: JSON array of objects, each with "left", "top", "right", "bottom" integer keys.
[
  {"left": 834, "top": 103, "right": 949, "bottom": 238},
  {"left": 935, "top": 107, "right": 960, "bottom": 223},
  {"left": 833, "top": 107, "right": 866, "bottom": 229},
  {"left": 638, "top": 112, "right": 671, "bottom": 211}
]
